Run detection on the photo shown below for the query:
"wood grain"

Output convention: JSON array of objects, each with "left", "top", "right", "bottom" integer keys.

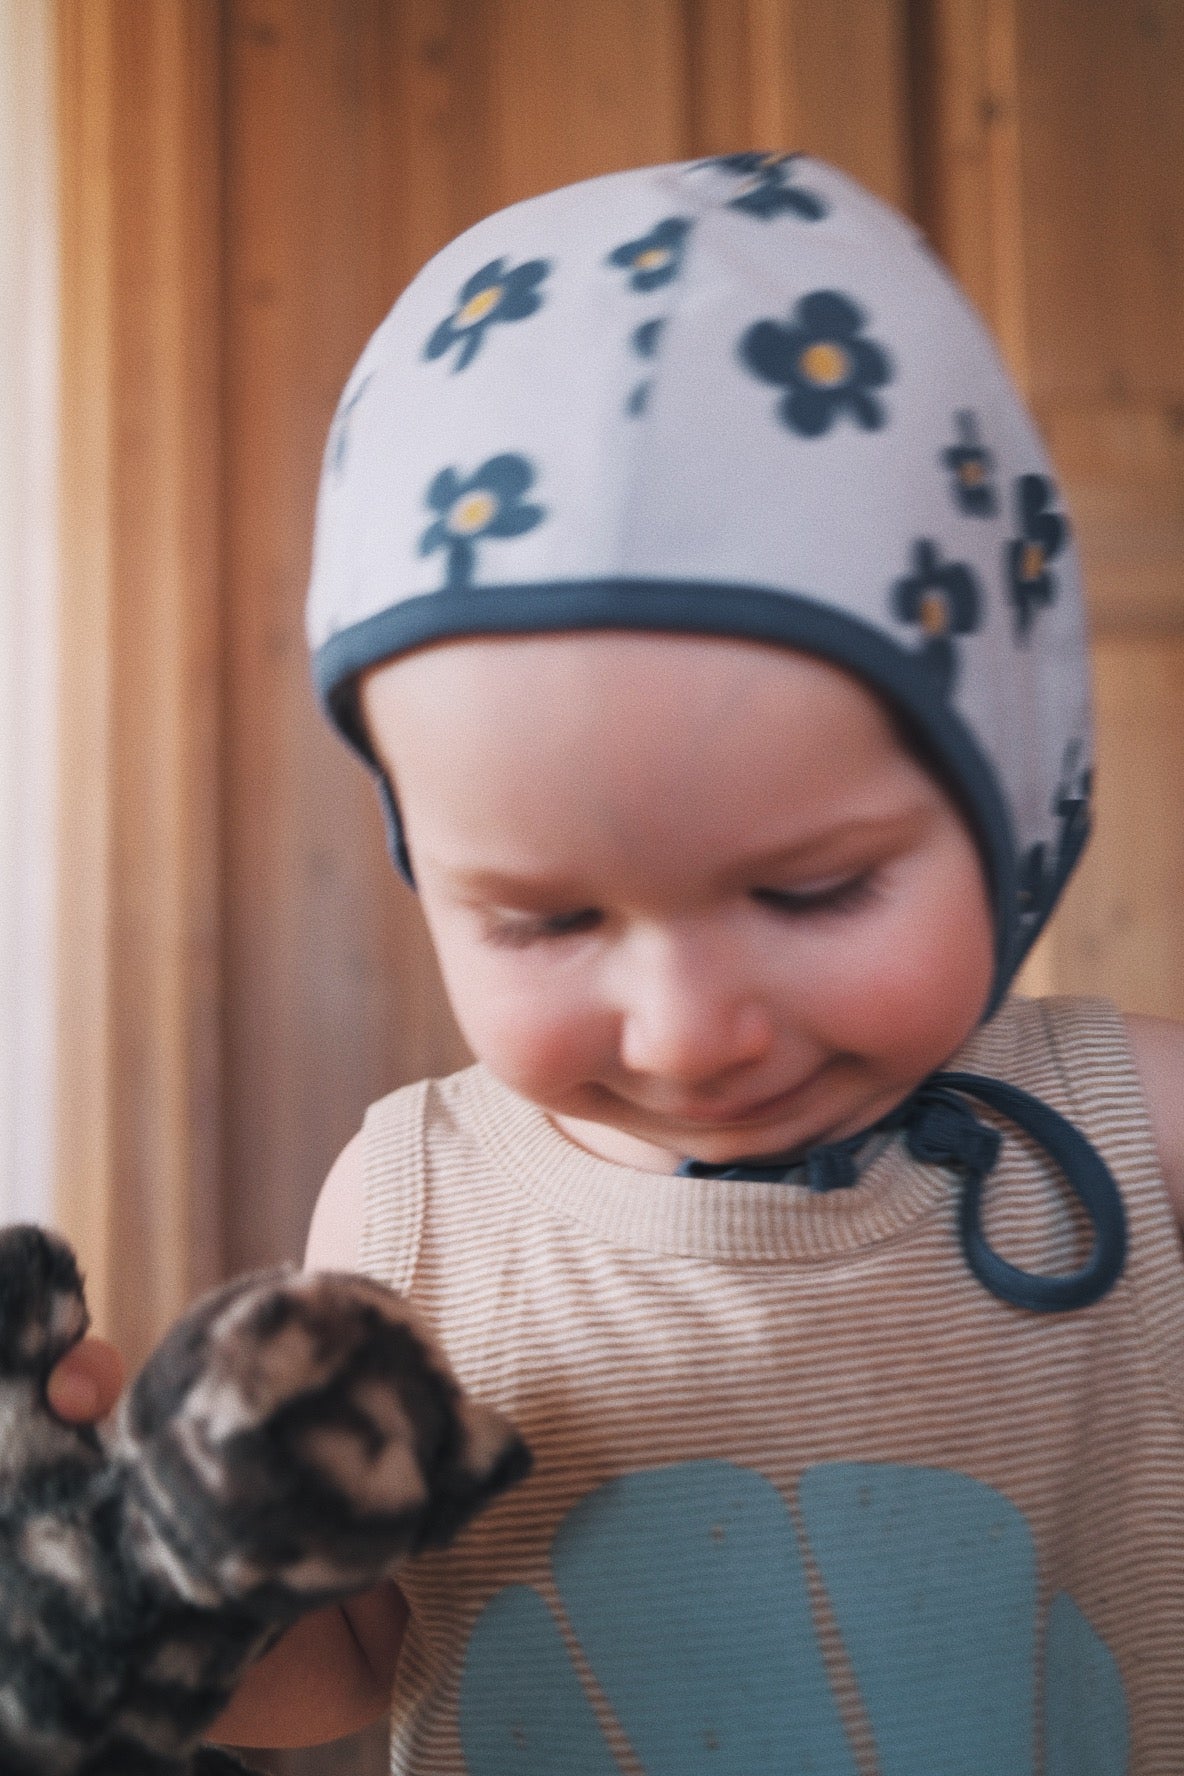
[
  {"left": 56, "top": 0, "right": 223, "bottom": 1357},
  {"left": 1046, "top": 638, "right": 1184, "bottom": 1016},
  {"left": 53, "top": 2, "right": 1183, "bottom": 1770}
]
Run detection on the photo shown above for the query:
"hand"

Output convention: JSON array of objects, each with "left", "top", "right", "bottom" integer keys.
[{"left": 47, "top": 1335, "right": 125, "bottom": 1421}]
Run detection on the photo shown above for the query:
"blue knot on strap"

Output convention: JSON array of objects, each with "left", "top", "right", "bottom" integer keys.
[
  {"left": 905, "top": 1084, "right": 1002, "bottom": 1176},
  {"left": 677, "top": 1071, "right": 1126, "bottom": 1315}
]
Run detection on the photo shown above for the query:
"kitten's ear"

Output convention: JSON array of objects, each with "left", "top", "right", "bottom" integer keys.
[
  {"left": 410, "top": 1392, "right": 532, "bottom": 1553},
  {"left": 0, "top": 1224, "right": 89, "bottom": 1379}
]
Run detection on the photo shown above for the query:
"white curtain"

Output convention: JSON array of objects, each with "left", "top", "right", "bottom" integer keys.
[{"left": 0, "top": 0, "right": 57, "bottom": 1224}]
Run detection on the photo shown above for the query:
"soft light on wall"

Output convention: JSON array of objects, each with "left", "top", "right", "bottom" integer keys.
[{"left": 0, "top": 0, "right": 57, "bottom": 1225}]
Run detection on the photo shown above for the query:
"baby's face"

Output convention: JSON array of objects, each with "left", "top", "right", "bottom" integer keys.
[{"left": 362, "top": 633, "right": 994, "bottom": 1173}]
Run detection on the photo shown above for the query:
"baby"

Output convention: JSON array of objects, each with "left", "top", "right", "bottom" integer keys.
[{"left": 57, "top": 157, "right": 1184, "bottom": 1769}]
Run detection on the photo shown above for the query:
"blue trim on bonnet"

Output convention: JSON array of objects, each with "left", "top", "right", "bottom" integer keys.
[{"left": 312, "top": 578, "right": 1021, "bottom": 1010}]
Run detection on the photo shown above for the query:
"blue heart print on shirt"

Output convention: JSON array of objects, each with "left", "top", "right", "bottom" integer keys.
[{"left": 458, "top": 1460, "right": 1128, "bottom": 1775}]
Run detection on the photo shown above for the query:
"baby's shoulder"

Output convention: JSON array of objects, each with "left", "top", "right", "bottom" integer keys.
[
  {"left": 305, "top": 1128, "right": 366, "bottom": 1271},
  {"left": 304, "top": 1066, "right": 485, "bottom": 1274},
  {"left": 978, "top": 994, "right": 1184, "bottom": 1232}
]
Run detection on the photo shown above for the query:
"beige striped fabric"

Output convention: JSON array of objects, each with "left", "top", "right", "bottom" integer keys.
[{"left": 359, "top": 995, "right": 1184, "bottom": 1776}]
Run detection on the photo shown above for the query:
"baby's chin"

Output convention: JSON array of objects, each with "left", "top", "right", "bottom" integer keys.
[
  {"left": 553, "top": 1075, "right": 916, "bottom": 1173},
  {"left": 551, "top": 1105, "right": 831, "bottom": 1175}
]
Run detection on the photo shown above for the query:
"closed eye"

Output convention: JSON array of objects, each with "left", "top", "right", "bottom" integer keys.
[
  {"left": 751, "top": 874, "right": 878, "bottom": 917},
  {"left": 483, "top": 907, "right": 604, "bottom": 948}
]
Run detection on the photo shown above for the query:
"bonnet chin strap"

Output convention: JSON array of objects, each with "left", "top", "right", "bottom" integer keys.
[
  {"left": 907, "top": 1074, "right": 1126, "bottom": 1312},
  {"left": 678, "top": 1073, "right": 1127, "bottom": 1314}
]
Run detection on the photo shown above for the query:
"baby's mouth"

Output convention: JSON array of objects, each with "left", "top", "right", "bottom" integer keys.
[{"left": 641, "top": 1068, "right": 827, "bottom": 1132}]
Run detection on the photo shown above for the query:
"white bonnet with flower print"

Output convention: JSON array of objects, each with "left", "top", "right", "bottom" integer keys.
[{"left": 307, "top": 154, "right": 1091, "bottom": 1015}]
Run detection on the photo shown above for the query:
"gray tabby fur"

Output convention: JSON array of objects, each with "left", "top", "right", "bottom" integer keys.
[{"left": 0, "top": 1225, "right": 530, "bottom": 1774}]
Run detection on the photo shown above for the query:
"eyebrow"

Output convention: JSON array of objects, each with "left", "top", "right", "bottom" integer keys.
[
  {"left": 730, "top": 808, "right": 932, "bottom": 873},
  {"left": 436, "top": 810, "right": 932, "bottom": 900},
  {"left": 440, "top": 867, "right": 594, "bottom": 903}
]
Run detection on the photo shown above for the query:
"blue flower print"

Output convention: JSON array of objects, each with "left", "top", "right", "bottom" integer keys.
[
  {"left": 703, "top": 151, "right": 827, "bottom": 222},
  {"left": 418, "top": 454, "right": 544, "bottom": 592},
  {"left": 1007, "top": 472, "right": 1067, "bottom": 640},
  {"left": 942, "top": 410, "right": 998, "bottom": 516},
  {"left": 625, "top": 318, "right": 666, "bottom": 418},
  {"left": 424, "top": 257, "right": 551, "bottom": 373},
  {"left": 459, "top": 1460, "right": 1127, "bottom": 1776},
  {"left": 890, "top": 538, "right": 982, "bottom": 694},
  {"left": 740, "top": 290, "right": 892, "bottom": 437},
  {"left": 632, "top": 317, "right": 665, "bottom": 360},
  {"left": 1017, "top": 740, "right": 1092, "bottom": 938},
  {"left": 606, "top": 216, "right": 691, "bottom": 292},
  {"left": 327, "top": 371, "right": 373, "bottom": 476}
]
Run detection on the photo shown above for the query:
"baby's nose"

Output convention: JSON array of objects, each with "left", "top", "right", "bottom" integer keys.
[{"left": 615, "top": 931, "right": 773, "bottom": 1084}]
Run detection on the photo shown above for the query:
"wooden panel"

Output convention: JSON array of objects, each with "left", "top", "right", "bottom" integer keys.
[
  {"left": 1043, "top": 639, "right": 1184, "bottom": 1017},
  {"left": 55, "top": 2, "right": 1183, "bottom": 1772},
  {"left": 489, "top": 0, "right": 689, "bottom": 201},
  {"left": 686, "top": 0, "right": 914, "bottom": 207},
  {"left": 1014, "top": 0, "right": 1184, "bottom": 409},
  {"left": 224, "top": 0, "right": 467, "bottom": 1277},
  {"left": 779, "top": 0, "right": 913, "bottom": 206},
  {"left": 920, "top": 0, "right": 1029, "bottom": 381},
  {"left": 1015, "top": 3, "right": 1184, "bottom": 646},
  {"left": 1042, "top": 399, "right": 1184, "bottom": 636},
  {"left": 56, "top": 0, "right": 223, "bottom": 1359}
]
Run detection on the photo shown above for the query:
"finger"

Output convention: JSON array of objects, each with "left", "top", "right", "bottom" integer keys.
[{"left": 47, "top": 1336, "right": 125, "bottom": 1421}]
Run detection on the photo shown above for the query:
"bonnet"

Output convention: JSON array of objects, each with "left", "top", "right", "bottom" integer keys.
[{"left": 306, "top": 157, "right": 1120, "bottom": 1312}]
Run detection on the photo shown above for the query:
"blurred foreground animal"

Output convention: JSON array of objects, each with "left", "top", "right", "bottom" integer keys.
[{"left": 0, "top": 1225, "right": 530, "bottom": 1774}]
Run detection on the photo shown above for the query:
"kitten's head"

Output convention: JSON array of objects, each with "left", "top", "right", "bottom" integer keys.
[
  {"left": 0, "top": 1225, "right": 89, "bottom": 1380},
  {"left": 117, "top": 1268, "right": 530, "bottom": 1615}
]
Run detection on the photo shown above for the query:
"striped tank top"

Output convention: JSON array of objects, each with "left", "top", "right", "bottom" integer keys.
[{"left": 358, "top": 995, "right": 1184, "bottom": 1776}]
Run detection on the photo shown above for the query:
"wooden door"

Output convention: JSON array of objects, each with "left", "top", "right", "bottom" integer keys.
[{"left": 54, "top": 5, "right": 1183, "bottom": 1771}]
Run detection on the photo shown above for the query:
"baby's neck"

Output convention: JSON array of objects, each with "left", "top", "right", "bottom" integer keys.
[{"left": 550, "top": 1112, "right": 682, "bottom": 1174}]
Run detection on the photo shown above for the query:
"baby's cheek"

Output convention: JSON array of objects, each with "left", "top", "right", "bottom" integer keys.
[
  {"left": 850, "top": 897, "right": 992, "bottom": 1062},
  {"left": 455, "top": 971, "right": 606, "bottom": 1101}
]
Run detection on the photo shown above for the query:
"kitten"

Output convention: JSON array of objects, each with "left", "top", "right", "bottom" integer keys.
[{"left": 0, "top": 1225, "right": 530, "bottom": 1774}]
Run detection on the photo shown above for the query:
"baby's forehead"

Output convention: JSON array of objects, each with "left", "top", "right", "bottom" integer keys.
[
  {"left": 366, "top": 629, "right": 896, "bottom": 744},
  {"left": 365, "top": 631, "right": 927, "bottom": 821}
]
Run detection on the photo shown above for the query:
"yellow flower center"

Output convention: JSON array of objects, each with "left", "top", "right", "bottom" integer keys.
[
  {"left": 635, "top": 247, "right": 671, "bottom": 272},
  {"left": 799, "top": 342, "right": 850, "bottom": 387},
  {"left": 1020, "top": 541, "right": 1045, "bottom": 581},
  {"left": 919, "top": 590, "right": 949, "bottom": 635},
  {"left": 457, "top": 286, "right": 503, "bottom": 327},
  {"left": 959, "top": 459, "right": 985, "bottom": 486},
  {"left": 450, "top": 491, "right": 497, "bottom": 534}
]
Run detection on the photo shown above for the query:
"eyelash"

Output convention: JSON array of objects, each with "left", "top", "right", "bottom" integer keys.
[
  {"left": 751, "top": 873, "right": 879, "bottom": 918},
  {"left": 483, "top": 908, "right": 603, "bottom": 949},
  {"left": 483, "top": 875, "right": 879, "bottom": 948}
]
